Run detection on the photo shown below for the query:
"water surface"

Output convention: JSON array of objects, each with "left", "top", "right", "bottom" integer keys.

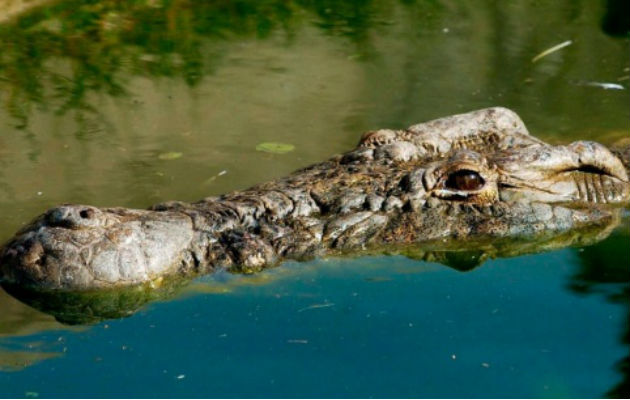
[{"left": 0, "top": 0, "right": 628, "bottom": 397}]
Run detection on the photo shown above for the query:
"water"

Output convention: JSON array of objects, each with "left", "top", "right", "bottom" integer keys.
[{"left": 0, "top": 0, "right": 628, "bottom": 397}]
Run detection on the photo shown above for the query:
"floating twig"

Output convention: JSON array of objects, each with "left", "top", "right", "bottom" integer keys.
[
  {"left": 532, "top": 40, "right": 572, "bottom": 63},
  {"left": 297, "top": 302, "right": 335, "bottom": 312},
  {"left": 571, "top": 80, "right": 625, "bottom": 90},
  {"left": 203, "top": 170, "right": 228, "bottom": 185}
]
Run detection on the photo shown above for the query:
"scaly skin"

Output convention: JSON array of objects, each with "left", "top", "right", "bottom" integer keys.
[{"left": 1, "top": 107, "right": 628, "bottom": 290}]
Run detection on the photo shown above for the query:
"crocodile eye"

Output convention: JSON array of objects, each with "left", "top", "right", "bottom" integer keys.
[{"left": 445, "top": 169, "right": 485, "bottom": 191}]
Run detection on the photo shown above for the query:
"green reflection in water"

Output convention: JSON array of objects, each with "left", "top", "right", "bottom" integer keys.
[
  {"left": 0, "top": 0, "right": 403, "bottom": 130},
  {"left": 0, "top": 0, "right": 626, "bottom": 228},
  {"left": 0, "top": 0, "right": 627, "bottom": 135}
]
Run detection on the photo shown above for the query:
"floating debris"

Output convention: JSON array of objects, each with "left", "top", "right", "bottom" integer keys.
[
  {"left": 481, "top": 362, "right": 490, "bottom": 368},
  {"left": 287, "top": 339, "right": 309, "bottom": 344},
  {"left": 531, "top": 40, "right": 572, "bottom": 63},
  {"left": 158, "top": 151, "right": 183, "bottom": 160},
  {"left": 571, "top": 80, "right": 625, "bottom": 90},
  {"left": 256, "top": 142, "right": 295, "bottom": 154},
  {"left": 176, "top": 374, "right": 186, "bottom": 380},
  {"left": 203, "top": 170, "right": 228, "bottom": 185},
  {"left": 297, "top": 302, "right": 335, "bottom": 312},
  {"left": 364, "top": 276, "right": 393, "bottom": 282}
]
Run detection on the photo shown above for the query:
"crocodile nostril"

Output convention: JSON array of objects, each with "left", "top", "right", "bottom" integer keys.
[{"left": 80, "top": 209, "right": 94, "bottom": 219}]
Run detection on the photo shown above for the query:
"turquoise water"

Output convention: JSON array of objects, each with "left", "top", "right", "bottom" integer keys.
[
  {"left": 0, "top": 0, "right": 628, "bottom": 397},
  {"left": 1, "top": 233, "right": 628, "bottom": 397}
]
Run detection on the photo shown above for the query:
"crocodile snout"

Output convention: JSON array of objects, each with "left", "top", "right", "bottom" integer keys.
[{"left": 1, "top": 206, "right": 196, "bottom": 290}]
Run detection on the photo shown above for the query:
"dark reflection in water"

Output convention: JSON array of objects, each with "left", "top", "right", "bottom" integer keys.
[
  {"left": 602, "top": 0, "right": 630, "bottom": 37},
  {"left": 570, "top": 226, "right": 630, "bottom": 398}
]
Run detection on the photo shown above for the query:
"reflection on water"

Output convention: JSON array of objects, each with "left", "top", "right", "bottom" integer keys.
[
  {"left": 1, "top": 217, "right": 620, "bottom": 325},
  {"left": 1, "top": 0, "right": 628, "bottom": 137},
  {"left": 0, "top": 230, "right": 628, "bottom": 397},
  {"left": 0, "top": 0, "right": 628, "bottom": 226},
  {"left": 0, "top": 288, "right": 63, "bottom": 337},
  {"left": 0, "top": 288, "right": 72, "bottom": 372},
  {"left": 0, "top": 219, "right": 628, "bottom": 396},
  {"left": 570, "top": 226, "right": 630, "bottom": 398},
  {"left": 0, "top": 347, "right": 61, "bottom": 373},
  {"left": 1, "top": 278, "right": 190, "bottom": 325},
  {"left": 0, "top": 0, "right": 628, "bottom": 397},
  {"left": 601, "top": 0, "right": 630, "bottom": 37}
]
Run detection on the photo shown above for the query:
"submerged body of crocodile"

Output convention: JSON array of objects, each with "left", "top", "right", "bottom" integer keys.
[{"left": 1, "top": 107, "right": 629, "bottom": 290}]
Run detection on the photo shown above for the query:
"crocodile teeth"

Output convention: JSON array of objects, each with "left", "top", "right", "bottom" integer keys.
[{"left": 572, "top": 172, "right": 626, "bottom": 204}]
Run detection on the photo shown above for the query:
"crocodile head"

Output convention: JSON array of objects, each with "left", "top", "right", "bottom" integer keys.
[{"left": 0, "top": 107, "right": 628, "bottom": 291}]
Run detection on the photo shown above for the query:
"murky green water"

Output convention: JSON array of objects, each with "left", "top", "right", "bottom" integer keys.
[{"left": 0, "top": 0, "right": 628, "bottom": 397}]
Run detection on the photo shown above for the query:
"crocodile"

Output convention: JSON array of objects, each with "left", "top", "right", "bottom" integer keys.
[
  {"left": 2, "top": 220, "right": 622, "bottom": 325},
  {"left": 1, "top": 107, "right": 628, "bottom": 291}
]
